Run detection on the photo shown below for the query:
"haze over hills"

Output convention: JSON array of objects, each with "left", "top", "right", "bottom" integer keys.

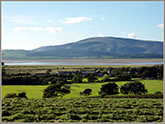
[{"left": 2, "top": 37, "right": 163, "bottom": 60}]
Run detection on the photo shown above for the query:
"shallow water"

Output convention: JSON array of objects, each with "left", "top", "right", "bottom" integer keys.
[{"left": 3, "top": 60, "right": 163, "bottom": 65}]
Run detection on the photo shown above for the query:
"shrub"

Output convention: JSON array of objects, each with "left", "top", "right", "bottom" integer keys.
[
  {"left": 18, "top": 92, "right": 28, "bottom": 98},
  {"left": 99, "top": 82, "right": 119, "bottom": 95},
  {"left": 4, "top": 93, "right": 17, "bottom": 98},
  {"left": 87, "top": 75, "right": 98, "bottom": 82},
  {"left": 154, "top": 91, "right": 163, "bottom": 95},
  {"left": 72, "top": 74, "right": 83, "bottom": 83},
  {"left": 4, "top": 92, "right": 28, "bottom": 99},
  {"left": 100, "top": 93, "right": 107, "bottom": 98},
  {"left": 120, "top": 81, "right": 148, "bottom": 95},
  {"left": 102, "top": 75, "right": 110, "bottom": 82},
  {"left": 81, "top": 89, "right": 92, "bottom": 96},
  {"left": 43, "top": 84, "right": 70, "bottom": 98},
  {"left": 79, "top": 92, "right": 83, "bottom": 95}
]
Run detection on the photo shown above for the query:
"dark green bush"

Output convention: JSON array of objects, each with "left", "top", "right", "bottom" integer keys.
[
  {"left": 100, "top": 93, "right": 107, "bottom": 98},
  {"left": 80, "top": 88, "right": 92, "bottom": 96},
  {"left": 154, "top": 91, "right": 163, "bottom": 95},
  {"left": 120, "top": 81, "right": 148, "bottom": 95},
  {"left": 4, "top": 93, "right": 17, "bottom": 98},
  {"left": 18, "top": 92, "right": 27, "bottom": 98},
  {"left": 99, "top": 82, "right": 119, "bottom": 95},
  {"left": 4, "top": 92, "right": 28, "bottom": 99},
  {"left": 43, "top": 84, "right": 70, "bottom": 98},
  {"left": 72, "top": 74, "right": 83, "bottom": 83}
]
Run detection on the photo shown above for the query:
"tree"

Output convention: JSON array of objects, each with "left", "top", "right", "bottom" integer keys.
[
  {"left": 18, "top": 92, "right": 28, "bottom": 98},
  {"left": 120, "top": 81, "right": 148, "bottom": 95},
  {"left": 4, "top": 92, "right": 28, "bottom": 98},
  {"left": 80, "top": 88, "right": 92, "bottom": 96},
  {"left": 4, "top": 93, "right": 17, "bottom": 98},
  {"left": 102, "top": 75, "right": 110, "bottom": 82},
  {"left": 87, "top": 75, "right": 98, "bottom": 82},
  {"left": 99, "top": 82, "right": 119, "bottom": 95},
  {"left": 46, "top": 69, "right": 52, "bottom": 74},
  {"left": 43, "top": 84, "right": 70, "bottom": 98},
  {"left": 130, "top": 68, "right": 137, "bottom": 78},
  {"left": 2, "top": 67, "right": 6, "bottom": 77},
  {"left": 2, "top": 62, "right": 4, "bottom": 65},
  {"left": 116, "top": 74, "right": 131, "bottom": 81},
  {"left": 72, "top": 74, "right": 83, "bottom": 83},
  {"left": 157, "top": 64, "right": 163, "bottom": 79}
]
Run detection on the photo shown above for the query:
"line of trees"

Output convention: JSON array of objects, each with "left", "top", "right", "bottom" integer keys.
[
  {"left": 110, "top": 65, "right": 163, "bottom": 79},
  {"left": 2, "top": 65, "right": 163, "bottom": 85},
  {"left": 2, "top": 73, "right": 73, "bottom": 85},
  {"left": 42, "top": 81, "right": 152, "bottom": 98}
]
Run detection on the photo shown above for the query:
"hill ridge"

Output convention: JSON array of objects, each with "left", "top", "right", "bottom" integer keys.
[
  {"left": 2, "top": 36, "right": 163, "bottom": 60},
  {"left": 33, "top": 36, "right": 163, "bottom": 54}
]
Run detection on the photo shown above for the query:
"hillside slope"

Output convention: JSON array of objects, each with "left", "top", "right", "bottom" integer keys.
[
  {"left": 33, "top": 37, "right": 163, "bottom": 54},
  {"left": 2, "top": 37, "right": 163, "bottom": 60}
]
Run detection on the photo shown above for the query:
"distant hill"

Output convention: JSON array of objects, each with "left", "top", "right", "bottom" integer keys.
[
  {"left": 2, "top": 37, "right": 163, "bottom": 60},
  {"left": 33, "top": 37, "right": 163, "bottom": 54}
]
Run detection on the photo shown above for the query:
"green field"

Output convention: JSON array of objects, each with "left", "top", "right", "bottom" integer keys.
[
  {"left": 2, "top": 97, "right": 163, "bottom": 122},
  {"left": 2, "top": 79, "right": 163, "bottom": 98}
]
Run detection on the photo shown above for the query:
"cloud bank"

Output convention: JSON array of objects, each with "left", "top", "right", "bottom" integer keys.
[
  {"left": 61, "top": 17, "right": 92, "bottom": 24},
  {"left": 48, "top": 20, "right": 53, "bottom": 23},
  {"left": 122, "top": 32, "right": 136, "bottom": 38},
  {"left": 13, "top": 27, "right": 63, "bottom": 34},
  {"left": 128, "top": 32, "right": 136, "bottom": 38},
  {"left": 157, "top": 23, "right": 164, "bottom": 29}
]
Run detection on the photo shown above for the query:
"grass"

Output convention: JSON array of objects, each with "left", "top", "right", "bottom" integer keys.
[
  {"left": 2, "top": 97, "right": 163, "bottom": 122},
  {"left": 2, "top": 79, "right": 163, "bottom": 99},
  {"left": 2, "top": 85, "right": 46, "bottom": 98}
]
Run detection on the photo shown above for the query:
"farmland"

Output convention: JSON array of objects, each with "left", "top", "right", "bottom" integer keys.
[
  {"left": 2, "top": 64, "right": 164, "bottom": 122},
  {"left": 2, "top": 79, "right": 163, "bottom": 98},
  {"left": 3, "top": 61, "right": 162, "bottom": 75},
  {"left": 2, "top": 97, "right": 163, "bottom": 122}
]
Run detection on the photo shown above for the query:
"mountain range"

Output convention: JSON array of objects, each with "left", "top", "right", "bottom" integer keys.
[{"left": 2, "top": 37, "right": 163, "bottom": 60}]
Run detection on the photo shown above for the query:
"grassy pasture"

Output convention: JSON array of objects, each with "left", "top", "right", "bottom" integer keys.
[{"left": 2, "top": 79, "right": 163, "bottom": 99}]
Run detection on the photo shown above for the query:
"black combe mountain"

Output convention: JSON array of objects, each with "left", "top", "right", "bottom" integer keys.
[
  {"left": 33, "top": 37, "right": 163, "bottom": 54},
  {"left": 2, "top": 36, "right": 163, "bottom": 60}
]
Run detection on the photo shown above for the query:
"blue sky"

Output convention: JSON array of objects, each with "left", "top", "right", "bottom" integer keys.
[{"left": 2, "top": 1, "right": 164, "bottom": 50}]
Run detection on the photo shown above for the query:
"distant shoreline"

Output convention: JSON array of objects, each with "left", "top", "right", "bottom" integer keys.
[{"left": 3, "top": 59, "right": 163, "bottom": 63}]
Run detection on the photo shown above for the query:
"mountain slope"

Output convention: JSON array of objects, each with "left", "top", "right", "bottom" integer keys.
[
  {"left": 2, "top": 37, "right": 163, "bottom": 60},
  {"left": 33, "top": 37, "right": 163, "bottom": 54}
]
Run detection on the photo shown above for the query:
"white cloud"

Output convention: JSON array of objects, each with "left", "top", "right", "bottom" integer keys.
[
  {"left": 48, "top": 20, "right": 53, "bottom": 23},
  {"left": 122, "top": 32, "right": 136, "bottom": 38},
  {"left": 101, "top": 18, "right": 105, "bottom": 20},
  {"left": 13, "top": 27, "right": 63, "bottom": 34},
  {"left": 128, "top": 32, "right": 136, "bottom": 38},
  {"left": 56, "top": 27, "right": 63, "bottom": 31},
  {"left": 157, "top": 23, "right": 164, "bottom": 29},
  {"left": 121, "top": 32, "right": 126, "bottom": 36},
  {"left": 45, "top": 27, "right": 63, "bottom": 34},
  {"left": 99, "top": 31, "right": 103, "bottom": 37},
  {"left": 29, "top": 27, "right": 44, "bottom": 31},
  {"left": 61, "top": 17, "right": 92, "bottom": 24}
]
